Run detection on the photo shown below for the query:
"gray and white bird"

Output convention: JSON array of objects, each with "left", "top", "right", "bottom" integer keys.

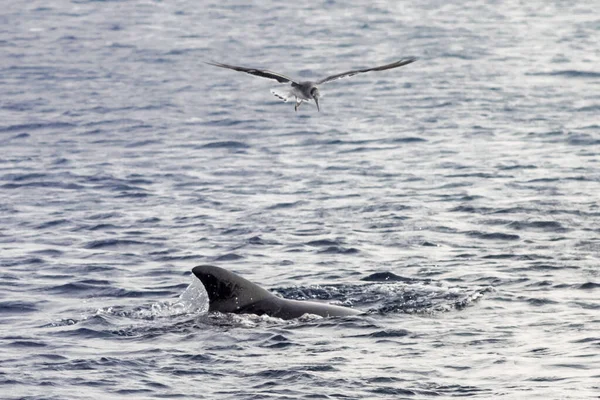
[{"left": 206, "top": 58, "right": 416, "bottom": 112}]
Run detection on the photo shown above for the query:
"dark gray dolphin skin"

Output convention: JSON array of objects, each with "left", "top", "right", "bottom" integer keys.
[{"left": 191, "top": 265, "right": 361, "bottom": 319}]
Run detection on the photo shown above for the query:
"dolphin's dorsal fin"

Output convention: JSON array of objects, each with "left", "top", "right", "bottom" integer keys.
[{"left": 191, "top": 265, "right": 274, "bottom": 313}]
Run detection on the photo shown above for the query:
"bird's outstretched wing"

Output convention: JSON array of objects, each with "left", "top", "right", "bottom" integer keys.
[
  {"left": 206, "top": 61, "right": 297, "bottom": 84},
  {"left": 317, "top": 58, "right": 417, "bottom": 85}
]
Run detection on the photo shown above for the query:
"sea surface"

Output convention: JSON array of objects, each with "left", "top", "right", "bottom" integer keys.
[{"left": 1, "top": 0, "right": 599, "bottom": 399}]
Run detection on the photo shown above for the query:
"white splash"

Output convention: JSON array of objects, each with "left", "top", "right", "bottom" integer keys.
[{"left": 168, "top": 278, "right": 210, "bottom": 316}]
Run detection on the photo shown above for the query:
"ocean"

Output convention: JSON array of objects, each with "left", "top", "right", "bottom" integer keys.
[{"left": 1, "top": 0, "right": 599, "bottom": 398}]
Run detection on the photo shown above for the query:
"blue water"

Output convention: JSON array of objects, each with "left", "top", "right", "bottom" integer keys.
[{"left": 2, "top": 0, "right": 600, "bottom": 398}]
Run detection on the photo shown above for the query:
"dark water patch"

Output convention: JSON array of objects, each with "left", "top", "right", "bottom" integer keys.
[
  {"left": 138, "top": 217, "right": 161, "bottom": 224},
  {"left": 527, "top": 70, "right": 600, "bottom": 79},
  {"left": 199, "top": 140, "right": 250, "bottom": 149},
  {"left": 465, "top": 231, "right": 520, "bottom": 241},
  {"left": 370, "top": 387, "right": 416, "bottom": 396},
  {"left": 247, "top": 236, "right": 280, "bottom": 245},
  {"left": 44, "top": 281, "right": 111, "bottom": 295},
  {"left": 53, "top": 327, "right": 117, "bottom": 339},
  {"left": 528, "top": 376, "right": 569, "bottom": 382},
  {"left": 426, "top": 384, "right": 491, "bottom": 396},
  {"left": 576, "top": 104, "right": 600, "bottom": 112},
  {"left": 389, "top": 136, "right": 427, "bottom": 143},
  {"left": 2, "top": 181, "right": 84, "bottom": 190},
  {"left": 0, "top": 121, "right": 75, "bottom": 133},
  {"left": 317, "top": 246, "right": 359, "bottom": 255},
  {"left": 86, "top": 223, "right": 120, "bottom": 231},
  {"left": 571, "top": 337, "right": 599, "bottom": 345},
  {"left": 567, "top": 134, "right": 600, "bottom": 146},
  {"left": 83, "top": 238, "right": 146, "bottom": 249},
  {"left": 525, "top": 297, "right": 559, "bottom": 306},
  {"left": 1, "top": 172, "right": 47, "bottom": 182},
  {"left": 78, "top": 264, "right": 116, "bottom": 273},
  {"left": 298, "top": 364, "right": 336, "bottom": 372},
  {"left": 1, "top": 257, "right": 45, "bottom": 266},
  {"left": 506, "top": 220, "right": 569, "bottom": 232},
  {"left": 527, "top": 263, "right": 577, "bottom": 272},
  {"left": 0, "top": 301, "right": 39, "bottom": 314},
  {"left": 367, "top": 376, "right": 405, "bottom": 383},
  {"left": 0, "top": 133, "right": 30, "bottom": 144},
  {"left": 8, "top": 340, "right": 47, "bottom": 348},
  {"left": 222, "top": 227, "right": 253, "bottom": 235},
  {"left": 31, "top": 249, "right": 63, "bottom": 257},
  {"left": 361, "top": 272, "right": 418, "bottom": 283},
  {"left": 153, "top": 254, "right": 205, "bottom": 262},
  {"left": 52, "top": 157, "right": 69, "bottom": 165},
  {"left": 568, "top": 301, "right": 599, "bottom": 310},
  {"left": 115, "top": 191, "right": 149, "bottom": 199},
  {"left": 36, "top": 219, "right": 69, "bottom": 229},
  {"left": 482, "top": 253, "right": 521, "bottom": 260},
  {"left": 498, "top": 164, "right": 537, "bottom": 171},
  {"left": 339, "top": 146, "right": 388, "bottom": 154},
  {"left": 446, "top": 172, "right": 511, "bottom": 179},
  {"left": 306, "top": 239, "right": 340, "bottom": 247},
  {"left": 266, "top": 200, "right": 306, "bottom": 210},
  {"left": 173, "top": 354, "right": 213, "bottom": 363},
  {"left": 214, "top": 253, "right": 243, "bottom": 262},
  {"left": 253, "top": 368, "right": 311, "bottom": 380},
  {"left": 551, "top": 363, "right": 594, "bottom": 370},
  {"left": 578, "top": 282, "right": 600, "bottom": 290},
  {"left": 40, "top": 282, "right": 167, "bottom": 299},
  {"left": 352, "top": 329, "right": 411, "bottom": 338},
  {"left": 526, "top": 280, "right": 553, "bottom": 288},
  {"left": 87, "top": 212, "right": 123, "bottom": 220},
  {"left": 125, "top": 139, "right": 163, "bottom": 148},
  {"left": 492, "top": 207, "right": 531, "bottom": 215},
  {"left": 450, "top": 205, "right": 494, "bottom": 214},
  {"left": 260, "top": 334, "right": 298, "bottom": 349},
  {"left": 38, "top": 353, "right": 68, "bottom": 361}
]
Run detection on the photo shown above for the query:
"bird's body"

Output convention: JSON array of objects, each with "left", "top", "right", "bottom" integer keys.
[
  {"left": 272, "top": 81, "right": 320, "bottom": 111},
  {"left": 206, "top": 58, "right": 416, "bottom": 112}
]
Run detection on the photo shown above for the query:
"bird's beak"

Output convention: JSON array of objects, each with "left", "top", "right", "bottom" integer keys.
[{"left": 314, "top": 97, "right": 320, "bottom": 112}]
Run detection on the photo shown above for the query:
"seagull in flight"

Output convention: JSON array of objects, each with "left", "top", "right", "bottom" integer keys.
[{"left": 206, "top": 58, "right": 416, "bottom": 112}]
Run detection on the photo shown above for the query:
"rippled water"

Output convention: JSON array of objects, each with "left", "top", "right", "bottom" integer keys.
[{"left": 1, "top": 0, "right": 599, "bottom": 398}]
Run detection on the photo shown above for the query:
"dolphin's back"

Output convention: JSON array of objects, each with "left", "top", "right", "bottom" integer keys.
[{"left": 191, "top": 265, "right": 361, "bottom": 319}]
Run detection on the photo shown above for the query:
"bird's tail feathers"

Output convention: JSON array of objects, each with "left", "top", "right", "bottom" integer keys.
[{"left": 270, "top": 88, "right": 294, "bottom": 102}]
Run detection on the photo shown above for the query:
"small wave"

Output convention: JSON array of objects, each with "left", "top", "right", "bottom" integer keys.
[
  {"left": 352, "top": 329, "right": 411, "bottom": 338},
  {"left": 578, "top": 282, "right": 600, "bottom": 290},
  {"left": 125, "top": 140, "right": 163, "bottom": 148},
  {"left": 567, "top": 134, "right": 600, "bottom": 146},
  {"left": 214, "top": 253, "right": 243, "bottom": 262},
  {"left": 266, "top": 201, "right": 306, "bottom": 210},
  {"left": 1, "top": 181, "right": 84, "bottom": 190},
  {"left": 0, "top": 121, "right": 75, "bottom": 133},
  {"left": 389, "top": 136, "right": 427, "bottom": 143},
  {"left": 506, "top": 220, "right": 569, "bottom": 233},
  {"left": 361, "top": 272, "right": 420, "bottom": 283},
  {"left": 199, "top": 140, "right": 250, "bottom": 149},
  {"left": 527, "top": 70, "right": 600, "bottom": 79},
  {"left": 247, "top": 236, "right": 280, "bottom": 245},
  {"left": 36, "top": 219, "right": 69, "bottom": 229},
  {"left": 8, "top": 340, "right": 47, "bottom": 348},
  {"left": 83, "top": 239, "right": 146, "bottom": 249},
  {"left": 0, "top": 301, "right": 39, "bottom": 314},
  {"left": 317, "top": 246, "right": 359, "bottom": 255},
  {"left": 306, "top": 239, "right": 340, "bottom": 247},
  {"left": 465, "top": 231, "right": 520, "bottom": 241}
]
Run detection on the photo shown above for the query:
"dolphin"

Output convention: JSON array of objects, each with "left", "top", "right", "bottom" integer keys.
[{"left": 191, "top": 265, "right": 361, "bottom": 320}]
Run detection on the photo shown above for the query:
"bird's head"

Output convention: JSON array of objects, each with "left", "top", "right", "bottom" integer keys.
[{"left": 310, "top": 87, "right": 321, "bottom": 112}]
